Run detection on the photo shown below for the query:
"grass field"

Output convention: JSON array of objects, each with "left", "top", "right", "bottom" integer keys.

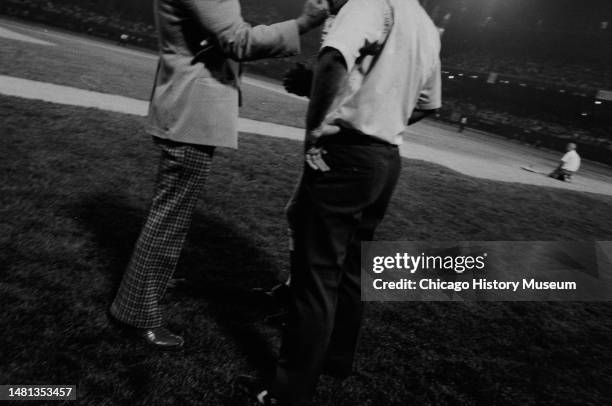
[{"left": 2, "top": 94, "right": 612, "bottom": 405}]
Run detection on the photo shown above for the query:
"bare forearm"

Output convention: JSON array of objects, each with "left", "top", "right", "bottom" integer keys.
[{"left": 306, "top": 49, "right": 347, "bottom": 132}]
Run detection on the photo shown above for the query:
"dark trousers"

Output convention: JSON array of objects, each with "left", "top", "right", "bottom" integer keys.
[
  {"left": 272, "top": 138, "right": 401, "bottom": 405},
  {"left": 548, "top": 168, "right": 573, "bottom": 182},
  {"left": 110, "top": 137, "right": 214, "bottom": 328}
]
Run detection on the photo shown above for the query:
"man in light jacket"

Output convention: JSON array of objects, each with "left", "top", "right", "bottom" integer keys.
[{"left": 109, "top": 0, "right": 329, "bottom": 350}]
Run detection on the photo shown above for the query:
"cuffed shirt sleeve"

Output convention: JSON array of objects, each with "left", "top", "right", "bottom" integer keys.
[
  {"left": 417, "top": 60, "right": 442, "bottom": 110},
  {"left": 185, "top": 0, "right": 300, "bottom": 61}
]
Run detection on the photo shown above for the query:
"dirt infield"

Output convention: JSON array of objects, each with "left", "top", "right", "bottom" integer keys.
[{"left": 402, "top": 121, "right": 612, "bottom": 196}]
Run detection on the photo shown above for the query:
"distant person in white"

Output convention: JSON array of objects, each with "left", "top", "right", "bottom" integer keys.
[{"left": 549, "top": 143, "right": 581, "bottom": 181}]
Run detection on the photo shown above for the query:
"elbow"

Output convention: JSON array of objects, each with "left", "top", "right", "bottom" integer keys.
[{"left": 316, "top": 48, "right": 347, "bottom": 75}]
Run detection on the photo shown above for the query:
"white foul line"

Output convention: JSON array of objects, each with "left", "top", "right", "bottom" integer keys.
[
  {"left": 0, "top": 74, "right": 304, "bottom": 140},
  {"left": 0, "top": 26, "right": 55, "bottom": 46},
  {"left": 1, "top": 74, "right": 610, "bottom": 196},
  {"left": 0, "top": 19, "right": 307, "bottom": 102}
]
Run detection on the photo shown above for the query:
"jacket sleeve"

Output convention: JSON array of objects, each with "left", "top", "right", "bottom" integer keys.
[{"left": 183, "top": 0, "right": 301, "bottom": 62}]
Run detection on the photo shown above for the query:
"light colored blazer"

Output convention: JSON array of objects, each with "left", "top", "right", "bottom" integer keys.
[{"left": 147, "top": 0, "right": 301, "bottom": 148}]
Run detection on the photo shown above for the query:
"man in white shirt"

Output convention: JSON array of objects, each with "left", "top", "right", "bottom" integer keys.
[
  {"left": 549, "top": 143, "right": 581, "bottom": 181},
  {"left": 238, "top": 0, "right": 442, "bottom": 404}
]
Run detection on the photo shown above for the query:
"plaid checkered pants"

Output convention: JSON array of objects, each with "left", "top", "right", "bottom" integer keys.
[{"left": 110, "top": 137, "right": 214, "bottom": 328}]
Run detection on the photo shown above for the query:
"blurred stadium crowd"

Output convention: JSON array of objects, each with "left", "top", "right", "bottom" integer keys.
[
  {"left": 0, "top": 0, "right": 157, "bottom": 47},
  {"left": 439, "top": 97, "right": 612, "bottom": 161},
  {"left": 442, "top": 53, "right": 612, "bottom": 92},
  {"left": 427, "top": 0, "right": 612, "bottom": 164},
  {"left": 1, "top": 0, "right": 611, "bottom": 164},
  {"left": 430, "top": 0, "right": 612, "bottom": 91}
]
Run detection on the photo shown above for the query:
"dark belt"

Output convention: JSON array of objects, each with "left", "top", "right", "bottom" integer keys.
[{"left": 319, "top": 127, "right": 398, "bottom": 147}]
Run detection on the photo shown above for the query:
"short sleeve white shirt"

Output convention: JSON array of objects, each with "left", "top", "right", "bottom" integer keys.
[
  {"left": 321, "top": 0, "right": 442, "bottom": 145},
  {"left": 561, "top": 150, "right": 581, "bottom": 172}
]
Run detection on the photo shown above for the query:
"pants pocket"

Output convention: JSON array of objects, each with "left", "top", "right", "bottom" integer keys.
[{"left": 308, "top": 163, "right": 375, "bottom": 214}]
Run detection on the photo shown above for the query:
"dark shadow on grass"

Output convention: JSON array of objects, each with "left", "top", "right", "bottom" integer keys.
[
  {"left": 72, "top": 194, "right": 145, "bottom": 288},
  {"left": 72, "top": 193, "right": 284, "bottom": 375}
]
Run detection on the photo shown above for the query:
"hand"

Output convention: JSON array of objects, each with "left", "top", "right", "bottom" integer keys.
[
  {"left": 283, "top": 63, "right": 314, "bottom": 97},
  {"left": 297, "top": 0, "right": 329, "bottom": 34},
  {"left": 304, "top": 124, "right": 341, "bottom": 172}
]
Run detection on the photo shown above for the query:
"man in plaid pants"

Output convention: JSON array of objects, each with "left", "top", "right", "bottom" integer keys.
[{"left": 109, "top": 0, "right": 329, "bottom": 349}]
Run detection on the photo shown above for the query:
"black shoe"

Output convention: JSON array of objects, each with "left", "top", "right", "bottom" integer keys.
[
  {"left": 269, "top": 283, "right": 292, "bottom": 306},
  {"left": 107, "top": 310, "right": 184, "bottom": 350},
  {"left": 263, "top": 311, "right": 289, "bottom": 329},
  {"left": 252, "top": 283, "right": 291, "bottom": 307},
  {"left": 233, "top": 375, "right": 287, "bottom": 405},
  {"left": 138, "top": 327, "right": 184, "bottom": 350},
  {"left": 167, "top": 278, "right": 188, "bottom": 290}
]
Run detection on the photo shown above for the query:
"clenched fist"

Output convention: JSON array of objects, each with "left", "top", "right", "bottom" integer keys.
[{"left": 296, "top": 0, "right": 329, "bottom": 34}]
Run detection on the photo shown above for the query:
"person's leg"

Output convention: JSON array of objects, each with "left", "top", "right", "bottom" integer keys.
[
  {"left": 253, "top": 175, "right": 308, "bottom": 318},
  {"left": 320, "top": 236, "right": 363, "bottom": 379},
  {"left": 267, "top": 174, "right": 310, "bottom": 297},
  {"left": 110, "top": 138, "right": 214, "bottom": 329},
  {"left": 549, "top": 167, "right": 563, "bottom": 180},
  {"left": 271, "top": 144, "right": 395, "bottom": 404},
  {"left": 560, "top": 169, "right": 572, "bottom": 182},
  {"left": 324, "top": 146, "right": 401, "bottom": 377},
  {"left": 272, "top": 187, "right": 349, "bottom": 404}
]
